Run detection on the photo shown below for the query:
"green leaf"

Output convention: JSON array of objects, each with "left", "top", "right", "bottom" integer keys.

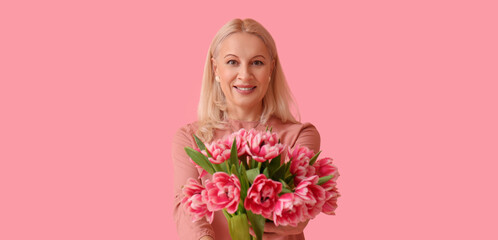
[
  {"left": 246, "top": 168, "right": 260, "bottom": 184},
  {"left": 262, "top": 167, "right": 269, "bottom": 178},
  {"left": 241, "top": 156, "right": 249, "bottom": 169},
  {"left": 309, "top": 150, "right": 322, "bottom": 166},
  {"left": 223, "top": 209, "right": 232, "bottom": 220},
  {"left": 268, "top": 155, "right": 281, "bottom": 176},
  {"left": 280, "top": 187, "right": 292, "bottom": 194},
  {"left": 250, "top": 158, "right": 256, "bottom": 169},
  {"left": 193, "top": 134, "right": 216, "bottom": 160},
  {"left": 184, "top": 147, "right": 214, "bottom": 174},
  {"left": 228, "top": 214, "right": 251, "bottom": 240},
  {"left": 283, "top": 173, "right": 295, "bottom": 189},
  {"left": 287, "top": 176, "right": 295, "bottom": 189},
  {"left": 318, "top": 175, "right": 334, "bottom": 185},
  {"left": 278, "top": 180, "right": 292, "bottom": 194},
  {"left": 261, "top": 161, "right": 268, "bottom": 174},
  {"left": 213, "top": 162, "right": 226, "bottom": 173},
  {"left": 237, "top": 202, "right": 245, "bottom": 214},
  {"left": 239, "top": 166, "right": 249, "bottom": 200},
  {"left": 284, "top": 161, "right": 291, "bottom": 173},
  {"left": 230, "top": 138, "right": 239, "bottom": 168},
  {"left": 279, "top": 179, "right": 290, "bottom": 189},
  {"left": 193, "top": 134, "right": 207, "bottom": 151},
  {"left": 271, "top": 163, "right": 286, "bottom": 181},
  {"left": 247, "top": 210, "right": 265, "bottom": 240},
  {"left": 231, "top": 164, "right": 239, "bottom": 179}
]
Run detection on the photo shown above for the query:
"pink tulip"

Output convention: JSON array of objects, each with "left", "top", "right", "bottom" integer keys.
[
  {"left": 245, "top": 129, "right": 284, "bottom": 162},
  {"left": 322, "top": 187, "right": 340, "bottom": 215},
  {"left": 244, "top": 174, "right": 282, "bottom": 219},
  {"left": 206, "top": 140, "right": 231, "bottom": 164},
  {"left": 227, "top": 129, "right": 249, "bottom": 157},
  {"left": 294, "top": 176, "right": 326, "bottom": 219},
  {"left": 312, "top": 157, "right": 340, "bottom": 215},
  {"left": 313, "top": 157, "right": 339, "bottom": 191},
  {"left": 202, "top": 172, "right": 241, "bottom": 214},
  {"left": 313, "top": 157, "right": 337, "bottom": 177},
  {"left": 289, "top": 145, "right": 316, "bottom": 184},
  {"left": 273, "top": 193, "right": 306, "bottom": 227},
  {"left": 289, "top": 145, "right": 315, "bottom": 162},
  {"left": 263, "top": 130, "right": 279, "bottom": 145},
  {"left": 182, "top": 178, "right": 204, "bottom": 197},
  {"left": 181, "top": 178, "right": 213, "bottom": 223}
]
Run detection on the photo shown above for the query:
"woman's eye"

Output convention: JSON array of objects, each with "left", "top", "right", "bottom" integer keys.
[
  {"left": 227, "top": 60, "right": 237, "bottom": 65},
  {"left": 253, "top": 60, "right": 264, "bottom": 66}
]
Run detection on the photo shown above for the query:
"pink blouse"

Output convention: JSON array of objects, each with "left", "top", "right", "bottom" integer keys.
[{"left": 172, "top": 116, "right": 321, "bottom": 240}]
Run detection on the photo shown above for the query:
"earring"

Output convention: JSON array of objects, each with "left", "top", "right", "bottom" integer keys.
[{"left": 215, "top": 76, "right": 220, "bottom": 82}]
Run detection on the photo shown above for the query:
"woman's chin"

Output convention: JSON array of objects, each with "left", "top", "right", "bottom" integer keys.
[{"left": 229, "top": 100, "right": 262, "bottom": 111}]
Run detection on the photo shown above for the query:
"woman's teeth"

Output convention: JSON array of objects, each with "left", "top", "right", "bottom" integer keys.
[
  {"left": 235, "top": 86, "right": 256, "bottom": 90},
  {"left": 238, "top": 87, "right": 254, "bottom": 90}
]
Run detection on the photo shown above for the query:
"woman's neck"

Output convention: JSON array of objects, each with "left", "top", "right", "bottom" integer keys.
[{"left": 227, "top": 104, "right": 263, "bottom": 122}]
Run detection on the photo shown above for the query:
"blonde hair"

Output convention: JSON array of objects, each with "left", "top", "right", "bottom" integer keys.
[{"left": 196, "top": 18, "right": 299, "bottom": 142}]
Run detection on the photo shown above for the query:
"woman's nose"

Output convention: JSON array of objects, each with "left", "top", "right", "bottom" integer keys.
[{"left": 237, "top": 64, "right": 252, "bottom": 80}]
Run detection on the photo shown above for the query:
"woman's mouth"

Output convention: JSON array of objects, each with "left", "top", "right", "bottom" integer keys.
[{"left": 234, "top": 85, "right": 256, "bottom": 94}]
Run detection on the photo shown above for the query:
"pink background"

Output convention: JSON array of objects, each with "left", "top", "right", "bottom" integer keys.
[{"left": 1, "top": 0, "right": 497, "bottom": 239}]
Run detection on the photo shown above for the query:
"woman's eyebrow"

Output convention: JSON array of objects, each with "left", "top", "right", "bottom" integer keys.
[{"left": 224, "top": 54, "right": 266, "bottom": 59}]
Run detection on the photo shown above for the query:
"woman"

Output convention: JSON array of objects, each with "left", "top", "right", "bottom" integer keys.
[{"left": 173, "top": 18, "right": 321, "bottom": 240}]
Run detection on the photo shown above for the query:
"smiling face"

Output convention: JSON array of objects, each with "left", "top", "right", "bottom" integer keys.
[{"left": 212, "top": 32, "right": 275, "bottom": 117}]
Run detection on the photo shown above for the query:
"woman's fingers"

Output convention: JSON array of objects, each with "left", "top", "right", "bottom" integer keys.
[
  {"left": 250, "top": 220, "right": 309, "bottom": 239},
  {"left": 262, "top": 220, "right": 309, "bottom": 235},
  {"left": 249, "top": 227, "right": 256, "bottom": 237},
  {"left": 262, "top": 232, "right": 279, "bottom": 240}
]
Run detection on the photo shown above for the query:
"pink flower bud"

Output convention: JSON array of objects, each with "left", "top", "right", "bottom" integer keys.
[
  {"left": 289, "top": 145, "right": 316, "bottom": 184},
  {"left": 273, "top": 193, "right": 306, "bottom": 227},
  {"left": 206, "top": 140, "right": 231, "bottom": 164},
  {"left": 181, "top": 178, "right": 213, "bottom": 223},
  {"left": 202, "top": 172, "right": 241, "bottom": 214},
  {"left": 245, "top": 129, "right": 284, "bottom": 162},
  {"left": 244, "top": 174, "right": 282, "bottom": 219},
  {"left": 294, "top": 176, "right": 326, "bottom": 219}
]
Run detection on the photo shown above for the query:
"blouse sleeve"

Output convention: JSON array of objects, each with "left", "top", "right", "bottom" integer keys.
[
  {"left": 172, "top": 126, "right": 215, "bottom": 240},
  {"left": 294, "top": 123, "right": 321, "bottom": 154}
]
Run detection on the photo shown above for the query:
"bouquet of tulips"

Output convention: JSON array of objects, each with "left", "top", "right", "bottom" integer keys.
[{"left": 181, "top": 128, "right": 340, "bottom": 240}]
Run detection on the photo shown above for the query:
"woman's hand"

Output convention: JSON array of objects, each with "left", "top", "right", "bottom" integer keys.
[
  {"left": 199, "top": 236, "right": 214, "bottom": 240},
  {"left": 250, "top": 220, "right": 309, "bottom": 239}
]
